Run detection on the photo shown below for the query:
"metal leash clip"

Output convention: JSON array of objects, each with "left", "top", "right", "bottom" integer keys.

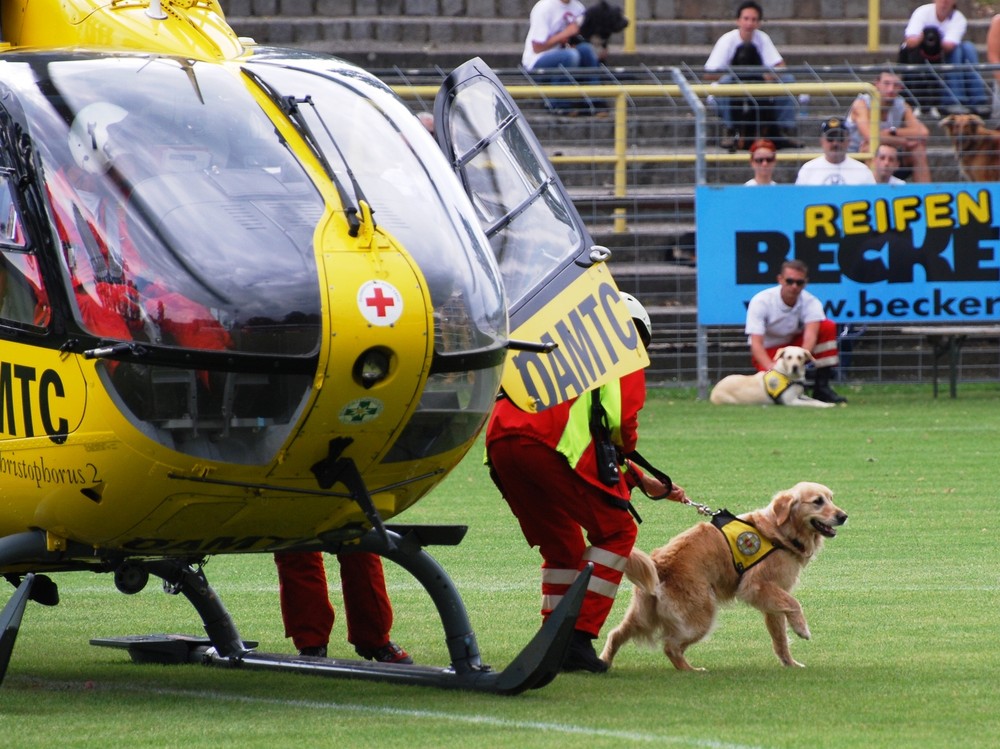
[{"left": 681, "top": 497, "right": 717, "bottom": 516}]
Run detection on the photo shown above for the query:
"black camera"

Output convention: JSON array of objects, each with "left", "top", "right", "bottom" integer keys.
[{"left": 921, "top": 26, "right": 942, "bottom": 61}]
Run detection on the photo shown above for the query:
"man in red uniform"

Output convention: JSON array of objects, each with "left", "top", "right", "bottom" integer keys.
[
  {"left": 273, "top": 551, "right": 412, "bottom": 663},
  {"left": 486, "top": 292, "right": 688, "bottom": 673}
]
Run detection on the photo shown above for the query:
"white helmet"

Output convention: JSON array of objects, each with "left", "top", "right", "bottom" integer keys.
[
  {"left": 68, "top": 102, "right": 128, "bottom": 175},
  {"left": 619, "top": 291, "right": 651, "bottom": 345}
]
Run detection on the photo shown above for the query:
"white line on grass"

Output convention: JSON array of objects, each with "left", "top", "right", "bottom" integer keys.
[{"left": 15, "top": 678, "right": 766, "bottom": 749}]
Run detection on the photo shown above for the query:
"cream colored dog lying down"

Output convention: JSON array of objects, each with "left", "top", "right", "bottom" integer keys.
[
  {"left": 600, "top": 481, "right": 848, "bottom": 671},
  {"left": 710, "top": 346, "right": 834, "bottom": 407}
]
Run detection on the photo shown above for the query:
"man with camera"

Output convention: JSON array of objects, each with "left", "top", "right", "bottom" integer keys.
[
  {"left": 899, "top": 0, "right": 987, "bottom": 115},
  {"left": 521, "top": 0, "right": 601, "bottom": 114}
]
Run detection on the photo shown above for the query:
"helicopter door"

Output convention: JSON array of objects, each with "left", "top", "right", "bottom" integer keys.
[{"left": 434, "top": 58, "right": 647, "bottom": 412}]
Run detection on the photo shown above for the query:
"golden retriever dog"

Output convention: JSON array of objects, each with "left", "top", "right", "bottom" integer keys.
[
  {"left": 600, "top": 481, "right": 847, "bottom": 671},
  {"left": 939, "top": 113, "right": 1000, "bottom": 182},
  {"left": 709, "top": 346, "right": 834, "bottom": 407}
]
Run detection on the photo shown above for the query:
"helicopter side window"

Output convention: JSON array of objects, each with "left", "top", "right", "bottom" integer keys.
[
  {"left": 0, "top": 252, "right": 47, "bottom": 327},
  {"left": 0, "top": 174, "right": 26, "bottom": 248},
  {"left": 0, "top": 175, "right": 48, "bottom": 328}
]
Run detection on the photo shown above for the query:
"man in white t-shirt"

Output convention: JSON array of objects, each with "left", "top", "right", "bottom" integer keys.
[
  {"left": 873, "top": 144, "right": 907, "bottom": 184},
  {"left": 795, "top": 117, "right": 876, "bottom": 186},
  {"left": 704, "top": 0, "right": 799, "bottom": 150},
  {"left": 745, "top": 259, "right": 846, "bottom": 403},
  {"left": 522, "top": 0, "right": 600, "bottom": 114},
  {"left": 899, "top": 0, "right": 987, "bottom": 113}
]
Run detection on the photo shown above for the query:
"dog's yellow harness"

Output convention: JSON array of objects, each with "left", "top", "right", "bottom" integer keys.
[
  {"left": 763, "top": 369, "right": 796, "bottom": 403},
  {"left": 711, "top": 510, "right": 777, "bottom": 574}
]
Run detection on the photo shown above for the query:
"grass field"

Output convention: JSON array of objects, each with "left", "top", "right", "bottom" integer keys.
[{"left": 2, "top": 384, "right": 998, "bottom": 748}]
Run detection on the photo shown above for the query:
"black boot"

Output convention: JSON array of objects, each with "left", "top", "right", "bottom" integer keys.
[
  {"left": 562, "top": 629, "right": 609, "bottom": 673},
  {"left": 812, "top": 366, "right": 846, "bottom": 404}
]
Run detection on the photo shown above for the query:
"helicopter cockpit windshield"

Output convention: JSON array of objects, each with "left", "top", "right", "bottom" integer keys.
[
  {"left": 244, "top": 57, "right": 508, "bottom": 462},
  {"left": 0, "top": 55, "right": 330, "bottom": 462},
  {"left": 21, "top": 58, "right": 325, "bottom": 358},
  {"left": 0, "top": 52, "right": 508, "bottom": 465}
]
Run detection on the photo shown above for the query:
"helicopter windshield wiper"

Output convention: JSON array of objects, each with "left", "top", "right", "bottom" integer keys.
[
  {"left": 83, "top": 341, "right": 148, "bottom": 359},
  {"left": 277, "top": 95, "right": 335, "bottom": 177},
  {"left": 280, "top": 94, "right": 372, "bottom": 238},
  {"left": 241, "top": 69, "right": 365, "bottom": 237}
]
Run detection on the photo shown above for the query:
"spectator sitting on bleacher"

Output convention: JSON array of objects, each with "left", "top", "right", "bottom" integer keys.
[
  {"left": 745, "top": 138, "right": 778, "bottom": 184},
  {"left": 873, "top": 144, "right": 906, "bottom": 184},
  {"left": 522, "top": 0, "right": 601, "bottom": 116},
  {"left": 986, "top": 14, "right": 1000, "bottom": 119},
  {"left": 845, "top": 70, "right": 930, "bottom": 183},
  {"left": 745, "top": 259, "right": 847, "bottom": 403},
  {"left": 704, "top": 1, "right": 800, "bottom": 152},
  {"left": 899, "top": 0, "right": 988, "bottom": 116},
  {"left": 795, "top": 117, "right": 876, "bottom": 186}
]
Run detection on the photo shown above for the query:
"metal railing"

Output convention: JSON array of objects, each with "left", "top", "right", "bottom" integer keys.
[
  {"left": 393, "top": 78, "right": 879, "bottom": 232},
  {"left": 389, "top": 65, "right": 1000, "bottom": 388}
]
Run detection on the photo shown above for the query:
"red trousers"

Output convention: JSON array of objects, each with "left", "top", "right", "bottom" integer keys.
[
  {"left": 273, "top": 551, "right": 393, "bottom": 652},
  {"left": 754, "top": 318, "right": 840, "bottom": 371},
  {"left": 488, "top": 435, "right": 638, "bottom": 638}
]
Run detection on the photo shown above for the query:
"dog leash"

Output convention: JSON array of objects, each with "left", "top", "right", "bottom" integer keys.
[
  {"left": 681, "top": 497, "right": 718, "bottom": 516},
  {"left": 628, "top": 450, "right": 717, "bottom": 515}
]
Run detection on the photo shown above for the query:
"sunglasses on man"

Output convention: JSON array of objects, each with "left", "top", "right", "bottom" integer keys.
[
  {"left": 752, "top": 155, "right": 775, "bottom": 164},
  {"left": 782, "top": 277, "right": 806, "bottom": 287}
]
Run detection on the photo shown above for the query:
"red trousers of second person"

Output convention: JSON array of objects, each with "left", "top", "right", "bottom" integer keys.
[{"left": 273, "top": 550, "right": 393, "bottom": 652}]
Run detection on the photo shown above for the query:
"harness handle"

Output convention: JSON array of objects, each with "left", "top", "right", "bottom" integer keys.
[{"left": 625, "top": 450, "right": 673, "bottom": 500}]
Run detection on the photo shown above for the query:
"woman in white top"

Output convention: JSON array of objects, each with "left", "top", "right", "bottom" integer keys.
[
  {"left": 704, "top": 0, "right": 798, "bottom": 148},
  {"left": 745, "top": 138, "right": 777, "bottom": 185}
]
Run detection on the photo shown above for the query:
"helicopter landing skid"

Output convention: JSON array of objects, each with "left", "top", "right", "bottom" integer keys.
[
  {"left": 91, "top": 529, "right": 589, "bottom": 695},
  {"left": 0, "top": 573, "right": 34, "bottom": 687}
]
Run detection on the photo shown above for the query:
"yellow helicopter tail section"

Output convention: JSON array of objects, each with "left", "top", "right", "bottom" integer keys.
[{"left": 1, "top": 0, "right": 245, "bottom": 60}]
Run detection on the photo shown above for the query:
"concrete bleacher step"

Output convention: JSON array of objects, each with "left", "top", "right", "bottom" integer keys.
[{"left": 219, "top": 0, "right": 996, "bottom": 72}]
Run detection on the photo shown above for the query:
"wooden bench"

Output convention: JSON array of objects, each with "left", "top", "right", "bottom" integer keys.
[{"left": 895, "top": 326, "right": 1000, "bottom": 398}]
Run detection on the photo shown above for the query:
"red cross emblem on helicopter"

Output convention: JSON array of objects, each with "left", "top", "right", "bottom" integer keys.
[{"left": 358, "top": 280, "right": 403, "bottom": 326}]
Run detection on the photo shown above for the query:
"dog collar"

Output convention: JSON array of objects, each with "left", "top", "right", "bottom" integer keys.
[
  {"left": 711, "top": 510, "right": 778, "bottom": 574},
  {"left": 764, "top": 369, "right": 799, "bottom": 403}
]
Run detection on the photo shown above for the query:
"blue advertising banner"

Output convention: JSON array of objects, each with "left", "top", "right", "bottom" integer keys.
[{"left": 695, "top": 184, "right": 1000, "bottom": 325}]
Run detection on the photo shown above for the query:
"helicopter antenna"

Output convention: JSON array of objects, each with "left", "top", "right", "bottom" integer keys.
[{"left": 146, "top": 0, "right": 168, "bottom": 20}]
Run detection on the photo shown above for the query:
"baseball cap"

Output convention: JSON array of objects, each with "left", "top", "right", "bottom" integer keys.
[{"left": 821, "top": 116, "right": 847, "bottom": 137}]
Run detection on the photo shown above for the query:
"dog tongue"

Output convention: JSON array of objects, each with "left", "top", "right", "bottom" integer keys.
[{"left": 812, "top": 519, "right": 836, "bottom": 537}]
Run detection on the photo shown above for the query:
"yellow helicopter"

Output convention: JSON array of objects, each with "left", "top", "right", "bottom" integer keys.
[{"left": 0, "top": 0, "right": 647, "bottom": 693}]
